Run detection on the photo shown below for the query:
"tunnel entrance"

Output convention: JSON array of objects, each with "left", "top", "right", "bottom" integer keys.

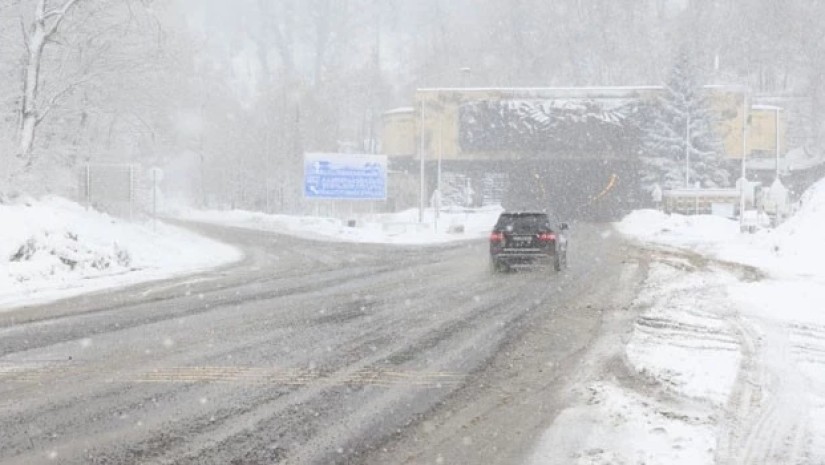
[{"left": 404, "top": 157, "right": 645, "bottom": 221}]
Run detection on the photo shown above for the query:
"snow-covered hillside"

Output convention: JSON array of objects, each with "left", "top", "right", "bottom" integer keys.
[{"left": 0, "top": 197, "right": 241, "bottom": 310}]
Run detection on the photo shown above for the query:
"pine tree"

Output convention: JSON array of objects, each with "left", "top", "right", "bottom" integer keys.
[{"left": 642, "top": 49, "right": 731, "bottom": 190}]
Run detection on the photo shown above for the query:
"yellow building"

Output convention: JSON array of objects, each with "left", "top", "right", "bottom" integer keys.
[
  {"left": 748, "top": 104, "right": 786, "bottom": 159},
  {"left": 381, "top": 107, "right": 417, "bottom": 157}
]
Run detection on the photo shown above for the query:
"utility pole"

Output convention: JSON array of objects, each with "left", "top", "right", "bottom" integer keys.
[
  {"left": 775, "top": 107, "right": 781, "bottom": 179},
  {"left": 152, "top": 168, "right": 159, "bottom": 231},
  {"left": 685, "top": 113, "right": 691, "bottom": 188},
  {"left": 435, "top": 116, "right": 443, "bottom": 232},
  {"left": 419, "top": 100, "right": 426, "bottom": 223}
]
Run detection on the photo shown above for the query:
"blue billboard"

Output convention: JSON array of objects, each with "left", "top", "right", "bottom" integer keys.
[{"left": 304, "top": 153, "right": 387, "bottom": 200}]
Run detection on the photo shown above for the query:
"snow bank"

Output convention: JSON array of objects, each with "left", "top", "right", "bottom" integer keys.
[
  {"left": 177, "top": 205, "right": 504, "bottom": 245},
  {"left": 0, "top": 197, "right": 241, "bottom": 310},
  {"left": 767, "top": 177, "right": 825, "bottom": 274},
  {"left": 617, "top": 209, "right": 740, "bottom": 246},
  {"left": 617, "top": 178, "right": 825, "bottom": 277}
]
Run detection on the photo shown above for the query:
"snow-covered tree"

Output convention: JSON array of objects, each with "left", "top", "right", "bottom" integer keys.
[
  {"left": 642, "top": 48, "right": 731, "bottom": 189},
  {"left": 1, "top": 0, "right": 170, "bottom": 196},
  {"left": 17, "top": 0, "right": 82, "bottom": 167}
]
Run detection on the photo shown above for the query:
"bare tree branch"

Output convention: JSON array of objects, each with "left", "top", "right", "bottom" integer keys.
[
  {"left": 35, "top": 85, "right": 78, "bottom": 125},
  {"left": 19, "top": 16, "right": 30, "bottom": 54},
  {"left": 44, "top": 0, "right": 81, "bottom": 38}
]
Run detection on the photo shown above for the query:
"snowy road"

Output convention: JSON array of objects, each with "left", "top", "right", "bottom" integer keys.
[{"left": 0, "top": 222, "right": 643, "bottom": 465}]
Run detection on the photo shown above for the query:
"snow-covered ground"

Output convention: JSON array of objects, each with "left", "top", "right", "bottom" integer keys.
[
  {"left": 176, "top": 205, "right": 504, "bottom": 245},
  {"left": 530, "top": 260, "right": 743, "bottom": 465},
  {"left": 531, "top": 379, "right": 720, "bottom": 465},
  {"left": 0, "top": 197, "right": 241, "bottom": 311},
  {"left": 532, "top": 178, "right": 825, "bottom": 464}
]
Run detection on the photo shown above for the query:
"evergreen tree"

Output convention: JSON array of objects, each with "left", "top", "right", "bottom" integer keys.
[{"left": 642, "top": 49, "right": 731, "bottom": 190}]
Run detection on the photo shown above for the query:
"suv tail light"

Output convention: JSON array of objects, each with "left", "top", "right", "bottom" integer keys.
[
  {"left": 538, "top": 232, "right": 556, "bottom": 241},
  {"left": 490, "top": 231, "right": 504, "bottom": 242}
]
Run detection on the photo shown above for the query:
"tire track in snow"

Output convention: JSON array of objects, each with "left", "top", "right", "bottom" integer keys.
[{"left": 716, "top": 309, "right": 825, "bottom": 464}]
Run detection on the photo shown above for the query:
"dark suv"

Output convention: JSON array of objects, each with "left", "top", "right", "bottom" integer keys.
[{"left": 489, "top": 212, "right": 568, "bottom": 273}]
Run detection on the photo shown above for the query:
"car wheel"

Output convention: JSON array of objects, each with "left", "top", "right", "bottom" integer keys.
[{"left": 490, "top": 259, "right": 501, "bottom": 274}]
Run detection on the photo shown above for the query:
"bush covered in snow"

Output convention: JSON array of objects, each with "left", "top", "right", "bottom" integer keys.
[{"left": 8, "top": 231, "right": 132, "bottom": 283}]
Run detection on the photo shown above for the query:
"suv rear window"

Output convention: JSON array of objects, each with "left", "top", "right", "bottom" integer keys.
[{"left": 495, "top": 213, "right": 551, "bottom": 233}]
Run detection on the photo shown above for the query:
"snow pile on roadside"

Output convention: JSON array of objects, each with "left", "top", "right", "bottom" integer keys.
[
  {"left": 0, "top": 197, "right": 241, "bottom": 310},
  {"left": 767, "top": 177, "right": 825, "bottom": 274},
  {"left": 617, "top": 177, "right": 825, "bottom": 277},
  {"left": 616, "top": 209, "right": 740, "bottom": 247},
  {"left": 177, "top": 205, "right": 504, "bottom": 245}
]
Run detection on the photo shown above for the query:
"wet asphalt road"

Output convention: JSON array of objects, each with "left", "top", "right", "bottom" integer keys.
[{"left": 0, "top": 222, "right": 638, "bottom": 465}]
